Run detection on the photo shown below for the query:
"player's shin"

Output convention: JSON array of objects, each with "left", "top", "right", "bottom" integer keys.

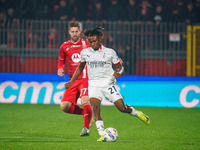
[
  {"left": 67, "top": 104, "right": 84, "bottom": 115},
  {"left": 95, "top": 120, "right": 104, "bottom": 135},
  {"left": 83, "top": 103, "right": 92, "bottom": 129}
]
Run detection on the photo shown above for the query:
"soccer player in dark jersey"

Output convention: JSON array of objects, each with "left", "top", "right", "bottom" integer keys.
[{"left": 57, "top": 21, "right": 92, "bottom": 136}]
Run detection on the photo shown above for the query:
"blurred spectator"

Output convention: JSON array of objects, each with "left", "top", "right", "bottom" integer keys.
[
  {"left": 7, "top": 31, "right": 16, "bottom": 48},
  {"left": 46, "top": 27, "right": 59, "bottom": 49},
  {"left": 35, "top": 0, "right": 53, "bottom": 20},
  {"left": 152, "top": 4, "right": 166, "bottom": 23},
  {"left": 0, "top": 11, "right": 7, "bottom": 47},
  {"left": 156, "top": 0, "right": 171, "bottom": 13},
  {"left": 55, "top": 0, "right": 73, "bottom": 20},
  {"left": 17, "top": 0, "right": 37, "bottom": 19},
  {"left": 0, "top": 11, "right": 6, "bottom": 27},
  {"left": 106, "top": 0, "right": 123, "bottom": 22},
  {"left": 74, "top": 0, "right": 89, "bottom": 21},
  {"left": 175, "top": 0, "right": 185, "bottom": 12},
  {"left": 185, "top": 2, "right": 198, "bottom": 24},
  {"left": 89, "top": 1, "right": 106, "bottom": 21},
  {"left": 0, "top": 0, "right": 198, "bottom": 23},
  {"left": 125, "top": 0, "right": 139, "bottom": 22},
  {"left": 195, "top": 0, "right": 200, "bottom": 22},
  {"left": 116, "top": 43, "right": 125, "bottom": 59},
  {"left": 6, "top": 7, "right": 20, "bottom": 27},
  {"left": 137, "top": 0, "right": 153, "bottom": 22},
  {"left": 68, "top": 0, "right": 76, "bottom": 20},
  {"left": 0, "top": 0, "right": 9, "bottom": 12},
  {"left": 195, "top": 0, "right": 200, "bottom": 14},
  {"left": 7, "top": 8, "right": 15, "bottom": 21},
  {"left": 169, "top": 5, "right": 184, "bottom": 23}
]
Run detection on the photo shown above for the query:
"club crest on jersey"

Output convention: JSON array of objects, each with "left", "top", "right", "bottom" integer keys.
[
  {"left": 71, "top": 45, "right": 81, "bottom": 48},
  {"left": 72, "top": 53, "right": 80, "bottom": 63}
]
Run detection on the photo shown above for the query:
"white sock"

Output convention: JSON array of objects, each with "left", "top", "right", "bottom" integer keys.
[
  {"left": 128, "top": 106, "right": 139, "bottom": 117},
  {"left": 96, "top": 120, "right": 104, "bottom": 135}
]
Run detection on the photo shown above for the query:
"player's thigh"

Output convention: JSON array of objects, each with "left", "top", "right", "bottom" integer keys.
[
  {"left": 61, "top": 81, "right": 79, "bottom": 104},
  {"left": 79, "top": 78, "right": 89, "bottom": 97},
  {"left": 78, "top": 79, "right": 89, "bottom": 104},
  {"left": 88, "top": 86, "right": 104, "bottom": 102},
  {"left": 103, "top": 84, "right": 123, "bottom": 103}
]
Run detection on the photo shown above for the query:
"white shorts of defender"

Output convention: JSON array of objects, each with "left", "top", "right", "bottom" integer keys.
[{"left": 89, "top": 84, "right": 123, "bottom": 103}]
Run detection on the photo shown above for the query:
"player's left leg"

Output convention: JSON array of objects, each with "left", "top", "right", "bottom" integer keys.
[
  {"left": 114, "top": 99, "right": 150, "bottom": 125},
  {"left": 78, "top": 79, "right": 93, "bottom": 136},
  {"left": 60, "top": 101, "right": 83, "bottom": 114},
  {"left": 80, "top": 96, "right": 92, "bottom": 136},
  {"left": 114, "top": 98, "right": 132, "bottom": 113},
  {"left": 127, "top": 105, "right": 150, "bottom": 125}
]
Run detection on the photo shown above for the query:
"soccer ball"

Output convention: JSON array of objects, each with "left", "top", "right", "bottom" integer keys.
[{"left": 103, "top": 127, "right": 118, "bottom": 142}]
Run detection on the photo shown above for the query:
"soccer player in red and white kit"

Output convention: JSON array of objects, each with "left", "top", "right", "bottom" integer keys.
[{"left": 57, "top": 21, "right": 92, "bottom": 136}]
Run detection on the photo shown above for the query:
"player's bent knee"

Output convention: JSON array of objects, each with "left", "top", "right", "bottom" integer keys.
[
  {"left": 60, "top": 102, "right": 72, "bottom": 113},
  {"left": 81, "top": 96, "right": 90, "bottom": 104}
]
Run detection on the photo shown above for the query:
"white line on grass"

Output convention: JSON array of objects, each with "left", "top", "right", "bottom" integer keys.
[
  {"left": 0, "top": 137, "right": 137, "bottom": 142},
  {"left": 0, "top": 137, "right": 197, "bottom": 144}
]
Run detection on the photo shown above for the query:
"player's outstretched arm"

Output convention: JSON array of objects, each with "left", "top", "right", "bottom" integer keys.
[
  {"left": 114, "top": 63, "right": 124, "bottom": 78},
  {"left": 65, "top": 62, "right": 86, "bottom": 89}
]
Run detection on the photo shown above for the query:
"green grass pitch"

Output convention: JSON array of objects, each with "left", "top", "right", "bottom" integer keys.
[{"left": 0, "top": 103, "right": 200, "bottom": 150}]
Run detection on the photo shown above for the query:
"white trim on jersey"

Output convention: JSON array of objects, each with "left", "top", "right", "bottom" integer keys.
[
  {"left": 82, "top": 40, "right": 86, "bottom": 46},
  {"left": 59, "top": 57, "right": 64, "bottom": 60}
]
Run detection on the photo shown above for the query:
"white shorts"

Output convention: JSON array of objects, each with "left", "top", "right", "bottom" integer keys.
[{"left": 88, "top": 84, "right": 123, "bottom": 103}]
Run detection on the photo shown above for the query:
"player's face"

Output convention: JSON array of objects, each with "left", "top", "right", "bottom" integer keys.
[
  {"left": 88, "top": 35, "right": 101, "bottom": 50},
  {"left": 68, "top": 27, "right": 81, "bottom": 42}
]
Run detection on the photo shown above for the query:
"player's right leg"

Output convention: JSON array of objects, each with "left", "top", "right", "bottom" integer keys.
[
  {"left": 80, "top": 96, "right": 92, "bottom": 136},
  {"left": 79, "top": 79, "right": 93, "bottom": 136}
]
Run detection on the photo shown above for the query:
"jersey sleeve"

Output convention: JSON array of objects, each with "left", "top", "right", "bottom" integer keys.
[
  {"left": 57, "top": 44, "right": 66, "bottom": 69},
  {"left": 80, "top": 49, "right": 86, "bottom": 62},
  {"left": 111, "top": 49, "right": 120, "bottom": 65}
]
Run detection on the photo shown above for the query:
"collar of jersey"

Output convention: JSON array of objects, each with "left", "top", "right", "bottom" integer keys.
[
  {"left": 91, "top": 44, "right": 104, "bottom": 51},
  {"left": 70, "top": 38, "right": 81, "bottom": 44}
]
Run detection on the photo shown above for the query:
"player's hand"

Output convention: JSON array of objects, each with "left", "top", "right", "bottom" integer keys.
[
  {"left": 57, "top": 68, "right": 65, "bottom": 77},
  {"left": 65, "top": 81, "right": 72, "bottom": 89},
  {"left": 114, "top": 71, "right": 122, "bottom": 78}
]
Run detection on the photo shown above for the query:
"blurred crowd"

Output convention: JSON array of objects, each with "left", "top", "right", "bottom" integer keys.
[
  {"left": 0, "top": 0, "right": 200, "bottom": 25},
  {"left": 1, "top": 0, "right": 199, "bottom": 75}
]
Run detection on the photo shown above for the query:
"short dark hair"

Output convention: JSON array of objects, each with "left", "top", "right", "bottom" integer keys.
[
  {"left": 68, "top": 21, "right": 80, "bottom": 30},
  {"left": 83, "top": 27, "right": 104, "bottom": 39}
]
